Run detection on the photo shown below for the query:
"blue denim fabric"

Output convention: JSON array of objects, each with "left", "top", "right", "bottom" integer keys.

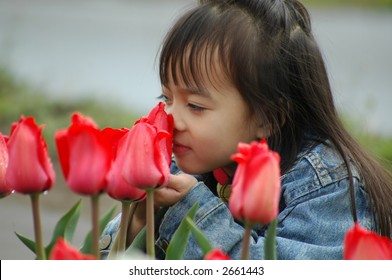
[{"left": 100, "top": 141, "right": 372, "bottom": 260}]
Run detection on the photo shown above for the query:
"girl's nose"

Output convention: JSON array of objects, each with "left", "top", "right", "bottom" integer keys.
[{"left": 166, "top": 105, "right": 186, "bottom": 131}]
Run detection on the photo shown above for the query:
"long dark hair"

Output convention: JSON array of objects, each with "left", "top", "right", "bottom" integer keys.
[{"left": 159, "top": 0, "right": 392, "bottom": 237}]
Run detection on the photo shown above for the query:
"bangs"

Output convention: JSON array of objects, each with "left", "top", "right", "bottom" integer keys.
[{"left": 159, "top": 4, "right": 257, "bottom": 91}]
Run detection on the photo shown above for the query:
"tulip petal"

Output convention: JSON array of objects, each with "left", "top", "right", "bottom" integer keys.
[
  {"left": 228, "top": 163, "right": 246, "bottom": 220},
  {"left": 66, "top": 130, "right": 109, "bottom": 194},
  {"left": 154, "top": 130, "right": 171, "bottom": 187},
  {"left": 106, "top": 132, "right": 147, "bottom": 201},
  {"left": 55, "top": 129, "right": 70, "bottom": 178},
  {"left": 147, "top": 102, "right": 174, "bottom": 165},
  {"left": 122, "top": 123, "right": 162, "bottom": 189},
  {"left": 0, "top": 133, "right": 12, "bottom": 197},
  {"left": 243, "top": 154, "right": 280, "bottom": 224}
]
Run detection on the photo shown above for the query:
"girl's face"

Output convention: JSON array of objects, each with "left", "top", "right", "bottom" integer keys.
[{"left": 161, "top": 62, "right": 262, "bottom": 176}]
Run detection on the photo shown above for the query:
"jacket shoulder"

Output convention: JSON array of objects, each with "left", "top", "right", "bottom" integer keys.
[{"left": 281, "top": 142, "right": 362, "bottom": 205}]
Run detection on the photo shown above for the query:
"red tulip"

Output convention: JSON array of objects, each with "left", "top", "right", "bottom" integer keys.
[
  {"left": 344, "top": 222, "right": 392, "bottom": 260},
  {"left": 49, "top": 237, "right": 95, "bottom": 260},
  {"left": 55, "top": 113, "right": 114, "bottom": 195},
  {"left": 105, "top": 128, "right": 147, "bottom": 201},
  {"left": 121, "top": 119, "right": 171, "bottom": 190},
  {"left": 6, "top": 116, "right": 55, "bottom": 194},
  {"left": 229, "top": 139, "right": 281, "bottom": 224},
  {"left": 147, "top": 102, "right": 174, "bottom": 165},
  {"left": 204, "top": 248, "right": 231, "bottom": 260},
  {"left": 0, "top": 132, "right": 12, "bottom": 198}
]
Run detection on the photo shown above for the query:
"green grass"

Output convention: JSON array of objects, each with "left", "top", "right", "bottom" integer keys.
[
  {"left": 342, "top": 117, "right": 392, "bottom": 171},
  {"left": 0, "top": 66, "right": 138, "bottom": 159},
  {"left": 361, "top": 135, "right": 392, "bottom": 170}
]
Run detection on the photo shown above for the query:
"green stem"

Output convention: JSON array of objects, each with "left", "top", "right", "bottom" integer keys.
[
  {"left": 118, "top": 201, "right": 131, "bottom": 253},
  {"left": 146, "top": 189, "right": 155, "bottom": 258},
  {"left": 264, "top": 219, "right": 277, "bottom": 260},
  {"left": 30, "top": 193, "right": 46, "bottom": 260},
  {"left": 241, "top": 221, "right": 252, "bottom": 260},
  {"left": 91, "top": 194, "right": 100, "bottom": 259}
]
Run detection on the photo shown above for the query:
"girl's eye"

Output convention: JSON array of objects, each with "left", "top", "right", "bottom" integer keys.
[
  {"left": 158, "top": 94, "right": 170, "bottom": 103},
  {"left": 188, "top": 103, "right": 205, "bottom": 112}
]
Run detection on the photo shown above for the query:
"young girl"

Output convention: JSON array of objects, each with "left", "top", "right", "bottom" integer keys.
[{"left": 100, "top": 0, "right": 392, "bottom": 259}]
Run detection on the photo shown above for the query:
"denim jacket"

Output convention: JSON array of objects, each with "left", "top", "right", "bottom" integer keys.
[{"left": 100, "top": 141, "right": 372, "bottom": 260}]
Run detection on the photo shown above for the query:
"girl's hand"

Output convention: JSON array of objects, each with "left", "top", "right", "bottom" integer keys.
[
  {"left": 126, "top": 173, "right": 197, "bottom": 244},
  {"left": 154, "top": 173, "right": 198, "bottom": 207}
]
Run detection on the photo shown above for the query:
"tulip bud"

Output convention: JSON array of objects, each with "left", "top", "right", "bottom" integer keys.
[
  {"left": 204, "top": 248, "right": 231, "bottom": 260},
  {"left": 121, "top": 119, "right": 171, "bottom": 190},
  {"left": 55, "top": 113, "right": 113, "bottom": 195},
  {"left": 6, "top": 116, "right": 55, "bottom": 194},
  {"left": 49, "top": 237, "right": 95, "bottom": 260},
  {"left": 344, "top": 222, "right": 392, "bottom": 260},
  {"left": 229, "top": 139, "right": 281, "bottom": 225}
]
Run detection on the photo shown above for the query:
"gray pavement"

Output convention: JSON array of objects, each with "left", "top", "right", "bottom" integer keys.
[{"left": 0, "top": 185, "right": 118, "bottom": 259}]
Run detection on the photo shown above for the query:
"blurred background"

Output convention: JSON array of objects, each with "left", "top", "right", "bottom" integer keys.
[{"left": 1, "top": 0, "right": 391, "bottom": 259}]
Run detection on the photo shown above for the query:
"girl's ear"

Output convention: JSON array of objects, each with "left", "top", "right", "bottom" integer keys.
[
  {"left": 256, "top": 114, "right": 287, "bottom": 140},
  {"left": 256, "top": 124, "right": 271, "bottom": 140},
  {"left": 254, "top": 99, "right": 289, "bottom": 140},
  {"left": 250, "top": 114, "right": 271, "bottom": 140}
]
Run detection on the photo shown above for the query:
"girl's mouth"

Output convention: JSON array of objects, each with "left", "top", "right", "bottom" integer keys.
[{"left": 172, "top": 142, "right": 191, "bottom": 154}]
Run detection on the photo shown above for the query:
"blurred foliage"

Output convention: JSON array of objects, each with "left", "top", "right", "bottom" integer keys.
[
  {"left": 342, "top": 118, "right": 392, "bottom": 171},
  {"left": 302, "top": 0, "right": 392, "bottom": 8},
  {"left": 361, "top": 135, "right": 392, "bottom": 171},
  {"left": 0, "top": 66, "right": 139, "bottom": 160}
]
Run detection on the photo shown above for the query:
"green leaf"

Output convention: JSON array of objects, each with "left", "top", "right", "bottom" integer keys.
[
  {"left": 80, "top": 205, "right": 117, "bottom": 254},
  {"left": 45, "top": 199, "right": 82, "bottom": 256},
  {"left": 165, "top": 202, "right": 199, "bottom": 260},
  {"left": 264, "top": 218, "right": 277, "bottom": 260},
  {"left": 184, "top": 217, "right": 213, "bottom": 255},
  {"left": 15, "top": 232, "right": 36, "bottom": 254}
]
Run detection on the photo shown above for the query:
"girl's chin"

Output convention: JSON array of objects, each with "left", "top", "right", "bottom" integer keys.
[
  {"left": 176, "top": 164, "right": 203, "bottom": 175},
  {"left": 174, "top": 157, "right": 233, "bottom": 176},
  {"left": 174, "top": 158, "right": 209, "bottom": 175}
]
